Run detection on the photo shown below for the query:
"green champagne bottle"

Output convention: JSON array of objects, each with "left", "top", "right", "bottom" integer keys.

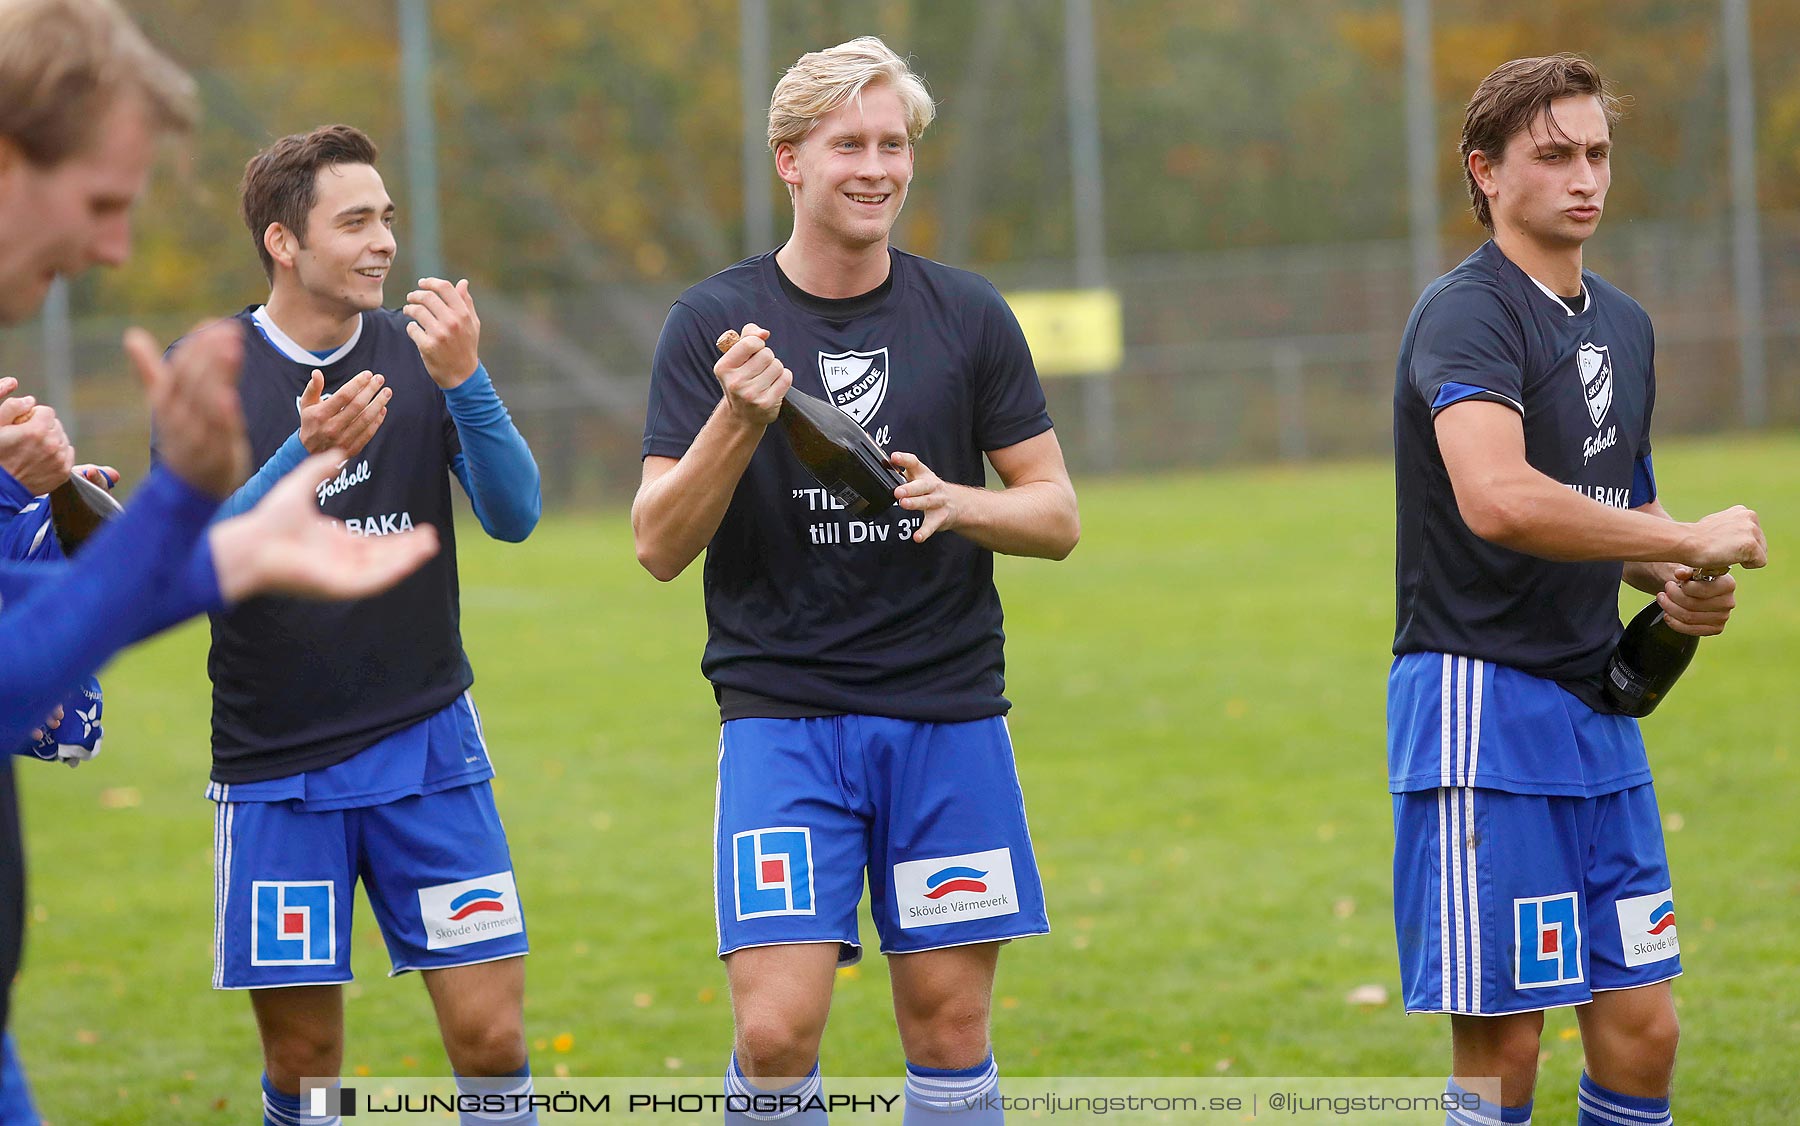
[
  {"left": 47, "top": 471, "right": 123, "bottom": 555},
  {"left": 716, "top": 330, "right": 905, "bottom": 517},
  {"left": 1601, "top": 570, "right": 1721, "bottom": 717}
]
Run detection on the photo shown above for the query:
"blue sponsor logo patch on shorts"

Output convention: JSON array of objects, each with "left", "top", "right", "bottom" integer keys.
[
  {"left": 252, "top": 881, "right": 335, "bottom": 966},
  {"left": 1515, "top": 892, "right": 1582, "bottom": 989},
  {"left": 734, "top": 827, "right": 815, "bottom": 920}
]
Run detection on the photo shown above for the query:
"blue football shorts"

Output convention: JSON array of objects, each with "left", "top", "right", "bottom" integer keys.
[
  {"left": 1393, "top": 782, "right": 1680, "bottom": 1015},
  {"left": 212, "top": 781, "right": 529, "bottom": 989},
  {"left": 714, "top": 715, "right": 1049, "bottom": 964}
]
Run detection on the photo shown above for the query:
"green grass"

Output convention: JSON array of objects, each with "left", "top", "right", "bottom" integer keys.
[{"left": 14, "top": 434, "right": 1800, "bottom": 1124}]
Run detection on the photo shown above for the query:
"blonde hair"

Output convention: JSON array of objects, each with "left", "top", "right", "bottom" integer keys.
[
  {"left": 0, "top": 0, "right": 196, "bottom": 167},
  {"left": 767, "top": 36, "right": 935, "bottom": 154}
]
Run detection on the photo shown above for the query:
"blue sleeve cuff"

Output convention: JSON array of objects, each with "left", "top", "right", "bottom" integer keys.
[
  {"left": 1430, "top": 381, "right": 1523, "bottom": 415},
  {"left": 442, "top": 362, "right": 494, "bottom": 409},
  {"left": 0, "top": 467, "right": 35, "bottom": 512},
  {"left": 1631, "top": 453, "right": 1657, "bottom": 509}
]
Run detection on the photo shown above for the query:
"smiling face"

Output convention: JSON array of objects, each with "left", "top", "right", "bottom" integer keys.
[
  {"left": 1475, "top": 94, "right": 1612, "bottom": 251},
  {"left": 0, "top": 93, "right": 155, "bottom": 324},
  {"left": 776, "top": 82, "right": 915, "bottom": 253},
  {"left": 269, "top": 161, "right": 395, "bottom": 315}
]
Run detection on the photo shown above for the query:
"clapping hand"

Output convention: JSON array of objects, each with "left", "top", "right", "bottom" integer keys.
[{"left": 208, "top": 450, "right": 439, "bottom": 604}]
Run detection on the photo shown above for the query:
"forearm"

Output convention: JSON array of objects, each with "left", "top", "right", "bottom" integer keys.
[
  {"left": 212, "top": 431, "right": 307, "bottom": 522},
  {"left": 1621, "top": 498, "right": 1703, "bottom": 594},
  {"left": 944, "top": 477, "right": 1080, "bottom": 559},
  {"left": 632, "top": 400, "right": 767, "bottom": 581},
  {"left": 1456, "top": 467, "right": 1693, "bottom": 564},
  {"left": 446, "top": 365, "right": 541, "bottom": 542},
  {"left": 0, "top": 466, "right": 219, "bottom": 746}
]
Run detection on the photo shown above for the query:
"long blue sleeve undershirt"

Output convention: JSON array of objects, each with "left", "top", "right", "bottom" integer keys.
[
  {"left": 2, "top": 467, "right": 91, "bottom": 760},
  {"left": 0, "top": 467, "right": 223, "bottom": 749},
  {"left": 214, "top": 363, "right": 540, "bottom": 541},
  {"left": 444, "top": 364, "right": 540, "bottom": 542},
  {"left": 211, "top": 431, "right": 306, "bottom": 522}
]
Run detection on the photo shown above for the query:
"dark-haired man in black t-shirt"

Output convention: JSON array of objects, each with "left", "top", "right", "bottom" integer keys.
[
  {"left": 637, "top": 36, "right": 1077, "bottom": 1126},
  {"left": 1389, "top": 55, "right": 1765, "bottom": 1126},
  {"left": 198, "top": 125, "right": 543, "bottom": 1126}
]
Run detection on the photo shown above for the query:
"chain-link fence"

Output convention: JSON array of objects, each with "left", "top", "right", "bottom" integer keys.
[
  {"left": 3, "top": 0, "right": 1794, "bottom": 502},
  {"left": 9, "top": 213, "right": 1794, "bottom": 503}
]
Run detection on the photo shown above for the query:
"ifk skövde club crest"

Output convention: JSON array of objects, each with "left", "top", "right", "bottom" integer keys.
[
  {"left": 1576, "top": 342, "right": 1613, "bottom": 429},
  {"left": 818, "top": 347, "right": 890, "bottom": 426}
]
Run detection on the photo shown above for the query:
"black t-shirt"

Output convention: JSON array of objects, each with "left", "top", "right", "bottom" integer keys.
[
  {"left": 206, "top": 308, "right": 471, "bottom": 782},
  {"left": 643, "top": 249, "right": 1053, "bottom": 721},
  {"left": 1393, "top": 241, "right": 1657, "bottom": 682}
]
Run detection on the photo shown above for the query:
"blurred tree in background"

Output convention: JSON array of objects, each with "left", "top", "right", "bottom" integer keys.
[
  {"left": 85, "top": 0, "right": 1800, "bottom": 312},
  {"left": 8, "top": 0, "right": 1795, "bottom": 493}
]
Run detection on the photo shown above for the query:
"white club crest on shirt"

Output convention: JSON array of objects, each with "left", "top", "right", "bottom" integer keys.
[
  {"left": 817, "top": 347, "right": 890, "bottom": 426},
  {"left": 1576, "top": 342, "right": 1613, "bottom": 429}
]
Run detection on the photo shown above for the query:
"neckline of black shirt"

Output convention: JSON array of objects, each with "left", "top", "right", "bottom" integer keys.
[
  {"left": 1555, "top": 289, "right": 1588, "bottom": 315},
  {"left": 772, "top": 251, "right": 896, "bottom": 321}
]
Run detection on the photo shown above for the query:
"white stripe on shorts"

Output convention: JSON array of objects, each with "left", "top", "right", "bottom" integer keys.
[
  {"left": 1455, "top": 656, "right": 1469, "bottom": 786},
  {"left": 1464, "top": 784, "right": 1481, "bottom": 1013},
  {"left": 1434, "top": 785, "right": 1485, "bottom": 1014},
  {"left": 1449, "top": 781, "right": 1467, "bottom": 1010},
  {"left": 1466, "top": 659, "right": 1485, "bottom": 786},
  {"left": 463, "top": 691, "right": 491, "bottom": 761},
  {"left": 212, "top": 793, "right": 234, "bottom": 988},
  {"left": 712, "top": 729, "right": 726, "bottom": 954},
  {"left": 1434, "top": 655, "right": 1488, "bottom": 1013},
  {"left": 1439, "top": 654, "right": 1454, "bottom": 786},
  {"left": 1438, "top": 790, "right": 1451, "bottom": 1010}
]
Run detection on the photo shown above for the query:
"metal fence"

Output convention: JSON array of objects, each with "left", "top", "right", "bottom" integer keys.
[
  {"left": 1, "top": 0, "right": 1794, "bottom": 503},
  {"left": 7, "top": 210, "right": 1794, "bottom": 504}
]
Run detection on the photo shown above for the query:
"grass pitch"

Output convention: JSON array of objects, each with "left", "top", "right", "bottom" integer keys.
[{"left": 14, "top": 434, "right": 1799, "bottom": 1124}]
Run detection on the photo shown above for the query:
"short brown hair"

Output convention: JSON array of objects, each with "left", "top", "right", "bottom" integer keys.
[
  {"left": 240, "top": 124, "right": 380, "bottom": 281},
  {"left": 1459, "top": 55, "right": 1622, "bottom": 232},
  {"left": 0, "top": 0, "right": 196, "bottom": 166}
]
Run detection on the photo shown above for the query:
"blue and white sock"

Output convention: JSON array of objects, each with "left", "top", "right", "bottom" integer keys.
[
  {"left": 1445, "top": 1078, "right": 1530, "bottom": 1125},
  {"left": 724, "top": 1053, "right": 827, "bottom": 1124},
  {"left": 456, "top": 1063, "right": 538, "bottom": 1125},
  {"left": 1577, "top": 1072, "right": 1671, "bottom": 1126},
  {"left": 904, "top": 1054, "right": 1002, "bottom": 1123},
  {"left": 262, "top": 1073, "right": 341, "bottom": 1126}
]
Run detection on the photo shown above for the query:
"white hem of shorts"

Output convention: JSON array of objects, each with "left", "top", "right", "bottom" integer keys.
[
  {"left": 214, "top": 976, "right": 354, "bottom": 993},
  {"left": 880, "top": 927, "right": 1050, "bottom": 958},
  {"left": 1591, "top": 968, "right": 1682, "bottom": 993},
  {"left": 718, "top": 937, "right": 864, "bottom": 968},
  {"left": 388, "top": 948, "right": 530, "bottom": 978},
  {"left": 1404, "top": 968, "right": 1681, "bottom": 1016}
]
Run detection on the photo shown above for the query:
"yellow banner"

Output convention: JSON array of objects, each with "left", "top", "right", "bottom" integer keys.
[{"left": 1004, "top": 288, "right": 1123, "bottom": 377}]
